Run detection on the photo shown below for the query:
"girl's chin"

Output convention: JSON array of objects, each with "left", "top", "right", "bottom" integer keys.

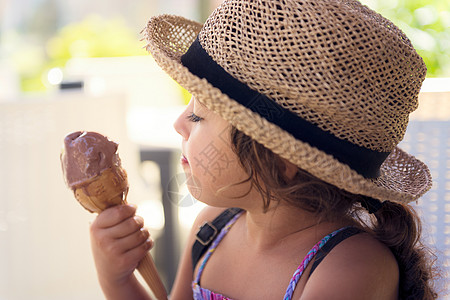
[
  {"left": 186, "top": 185, "right": 202, "bottom": 201},
  {"left": 184, "top": 172, "right": 202, "bottom": 200}
]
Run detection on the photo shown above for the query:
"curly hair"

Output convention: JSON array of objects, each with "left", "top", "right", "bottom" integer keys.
[{"left": 230, "top": 127, "right": 439, "bottom": 300}]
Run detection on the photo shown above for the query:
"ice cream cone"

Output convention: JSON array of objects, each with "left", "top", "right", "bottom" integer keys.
[{"left": 61, "top": 131, "right": 168, "bottom": 300}]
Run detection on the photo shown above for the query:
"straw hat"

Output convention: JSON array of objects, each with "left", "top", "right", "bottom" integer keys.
[{"left": 144, "top": 0, "right": 432, "bottom": 203}]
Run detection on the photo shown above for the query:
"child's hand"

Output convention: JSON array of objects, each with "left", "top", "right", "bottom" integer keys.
[{"left": 89, "top": 204, "right": 153, "bottom": 286}]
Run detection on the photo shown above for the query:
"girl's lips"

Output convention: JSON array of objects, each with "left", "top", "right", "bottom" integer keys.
[{"left": 181, "top": 154, "right": 189, "bottom": 165}]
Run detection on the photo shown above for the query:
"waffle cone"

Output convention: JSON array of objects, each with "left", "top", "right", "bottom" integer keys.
[{"left": 73, "top": 167, "right": 128, "bottom": 213}]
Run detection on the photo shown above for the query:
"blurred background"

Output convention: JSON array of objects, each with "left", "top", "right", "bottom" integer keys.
[{"left": 0, "top": 0, "right": 449, "bottom": 299}]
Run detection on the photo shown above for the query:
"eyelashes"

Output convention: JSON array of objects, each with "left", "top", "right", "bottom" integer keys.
[{"left": 186, "top": 112, "right": 204, "bottom": 122}]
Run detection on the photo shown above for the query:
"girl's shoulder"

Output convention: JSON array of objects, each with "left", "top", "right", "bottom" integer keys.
[
  {"left": 193, "top": 206, "right": 230, "bottom": 226},
  {"left": 300, "top": 231, "right": 399, "bottom": 299}
]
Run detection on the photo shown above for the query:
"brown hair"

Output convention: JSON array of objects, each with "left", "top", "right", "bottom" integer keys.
[{"left": 230, "top": 127, "right": 439, "bottom": 300}]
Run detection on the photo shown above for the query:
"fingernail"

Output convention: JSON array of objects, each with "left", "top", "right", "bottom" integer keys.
[
  {"left": 145, "top": 239, "right": 153, "bottom": 250},
  {"left": 140, "top": 228, "right": 150, "bottom": 239}
]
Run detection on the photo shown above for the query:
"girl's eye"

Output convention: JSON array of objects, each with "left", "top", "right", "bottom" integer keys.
[{"left": 186, "top": 112, "right": 203, "bottom": 122}]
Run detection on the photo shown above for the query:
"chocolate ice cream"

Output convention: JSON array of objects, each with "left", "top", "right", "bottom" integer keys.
[{"left": 61, "top": 131, "right": 121, "bottom": 189}]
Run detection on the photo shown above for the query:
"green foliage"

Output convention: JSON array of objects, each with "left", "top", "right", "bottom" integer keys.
[
  {"left": 16, "top": 15, "right": 146, "bottom": 92},
  {"left": 361, "top": 0, "right": 450, "bottom": 77},
  {"left": 46, "top": 15, "right": 146, "bottom": 61}
]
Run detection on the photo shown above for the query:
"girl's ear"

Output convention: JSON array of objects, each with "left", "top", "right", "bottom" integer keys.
[{"left": 282, "top": 159, "right": 298, "bottom": 180}]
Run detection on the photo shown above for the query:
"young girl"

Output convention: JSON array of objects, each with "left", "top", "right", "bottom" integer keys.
[{"left": 89, "top": 0, "right": 438, "bottom": 299}]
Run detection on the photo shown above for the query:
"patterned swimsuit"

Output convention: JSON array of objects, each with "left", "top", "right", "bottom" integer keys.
[{"left": 192, "top": 212, "right": 357, "bottom": 300}]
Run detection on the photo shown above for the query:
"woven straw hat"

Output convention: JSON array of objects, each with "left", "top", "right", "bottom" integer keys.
[{"left": 144, "top": 0, "right": 432, "bottom": 203}]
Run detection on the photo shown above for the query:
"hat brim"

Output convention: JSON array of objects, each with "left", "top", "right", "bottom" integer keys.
[{"left": 144, "top": 14, "right": 432, "bottom": 203}]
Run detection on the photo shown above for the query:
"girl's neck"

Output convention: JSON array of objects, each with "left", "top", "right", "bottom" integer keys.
[{"left": 242, "top": 203, "right": 348, "bottom": 252}]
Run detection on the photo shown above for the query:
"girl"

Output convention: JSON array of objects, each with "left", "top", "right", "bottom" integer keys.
[{"left": 89, "top": 0, "right": 438, "bottom": 299}]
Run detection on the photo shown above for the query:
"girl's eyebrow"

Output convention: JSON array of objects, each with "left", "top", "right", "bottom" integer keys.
[{"left": 193, "top": 98, "right": 210, "bottom": 116}]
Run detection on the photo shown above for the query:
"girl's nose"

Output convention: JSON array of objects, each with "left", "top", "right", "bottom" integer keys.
[
  {"left": 173, "top": 98, "right": 194, "bottom": 140},
  {"left": 173, "top": 113, "right": 188, "bottom": 140}
]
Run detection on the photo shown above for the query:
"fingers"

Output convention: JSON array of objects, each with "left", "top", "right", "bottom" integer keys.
[
  {"left": 89, "top": 204, "right": 155, "bottom": 286},
  {"left": 110, "top": 236, "right": 153, "bottom": 275},
  {"left": 90, "top": 204, "right": 153, "bottom": 256},
  {"left": 106, "top": 230, "right": 153, "bottom": 265},
  {"left": 107, "top": 215, "right": 145, "bottom": 239},
  {"left": 122, "top": 235, "right": 154, "bottom": 264},
  {"left": 107, "top": 228, "right": 153, "bottom": 268},
  {"left": 94, "top": 204, "right": 137, "bottom": 228},
  {"left": 92, "top": 205, "right": 146, "bottom": 239},
  {"left": 121, "top": 228, "right": 151, "bottom": 252}
]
